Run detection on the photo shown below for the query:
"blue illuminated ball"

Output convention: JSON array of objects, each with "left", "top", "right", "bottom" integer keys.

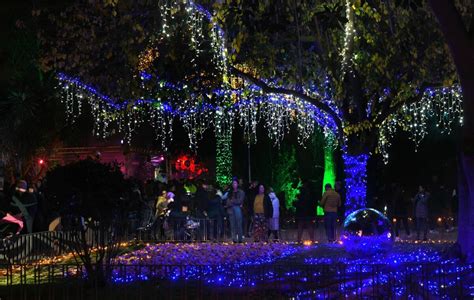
[{"left": 341, "top": 208, "right": 393, "bottom": 256}]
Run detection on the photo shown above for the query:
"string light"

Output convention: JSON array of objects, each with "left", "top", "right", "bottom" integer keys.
[
  {"left": 54, "top": 0, "right": 464, "bottom": 218},
  {"left": 340, "top": 0, "right": 356, "bottom": 76},
  {"left": 215, "top": 127, "right": 232, "bottom": 187},
  {"left": 343, "top": 154, "right": 369, "bottom": 215},
  {"left": 56, "top": 72, "right": 338, "bottom": 150},
  {"left": 70, "top": 243, "right": 474, "bottom": 298},
  {"left": 377, "top": 85, "right": 463, "bottom": 163},
  {"left": 56, "top": 0, "right": 462, "bottom": 164}
]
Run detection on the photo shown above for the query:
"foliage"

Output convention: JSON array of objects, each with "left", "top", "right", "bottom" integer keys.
[
  {"left": 43, "top": 159, "right": 128, "bottom": 286},
  {"left": 273, "top": 145, "right": 302, "bottom": 211},
  {"left": 37, "top": 0, "right": 223, "bottom": 102},
  {"left": 214, "top": 0, "right": 458, "bottom": 154},
  {"left": 0, "top": 19, "right": 65, "bottom": 180},
  {"left": 44, "top": 159, "right": 127, "bottom": 222}
]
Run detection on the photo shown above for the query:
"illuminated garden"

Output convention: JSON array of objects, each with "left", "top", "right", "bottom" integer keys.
[{"left": 0, "top": 0, "right": 474, "bottom": 299}]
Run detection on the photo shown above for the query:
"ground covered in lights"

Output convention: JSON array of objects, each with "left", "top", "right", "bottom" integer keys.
[
  {"left": 2, "top": 242, "right": 473, "bottom": 298},
  {"left": 109, "top": 241, "right": 473, "bottom": 298}
]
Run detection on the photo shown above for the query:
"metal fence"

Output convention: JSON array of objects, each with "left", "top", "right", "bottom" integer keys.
[
  {"left": 0, "top": 231, "right": 72, "bottom": 264},
  {"left": 0, "top": 218, "right": 225, "bottom": 264},
  {"left": 0, "top": 262, "right": 472, "bottom": 299}
]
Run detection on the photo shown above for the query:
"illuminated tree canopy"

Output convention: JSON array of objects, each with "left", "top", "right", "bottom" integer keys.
[{"left": 37, "top": 0, "right": 468, "bottom": 214}]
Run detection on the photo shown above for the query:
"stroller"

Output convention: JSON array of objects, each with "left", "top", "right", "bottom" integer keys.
[
  {"left": 0, "top": 212, "right": 23, "bottom": 239},
  {"left": 165, "top": 213, "right": 203, "bottom": 241},
  {"left": 183, "top": 216, "right": 201, "bottom": 240},
  {"left": 136, "top": 206, "right": 157, "bottom": 241}
]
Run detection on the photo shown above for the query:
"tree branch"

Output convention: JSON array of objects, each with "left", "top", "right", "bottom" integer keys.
[
  {"left": 373, "top": 95, "right": 419, "bottom": 126},
  {"left": 428, "top": 0, "right": 472, "bottom": 77},
  {"left": 230, "top": 66, "right": 343, "bottom": 134},
  {"left": 373, "top": 83, "right": 439, "bottom": 125}
]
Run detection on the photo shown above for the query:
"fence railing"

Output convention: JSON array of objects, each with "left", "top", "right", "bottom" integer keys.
[
  {"left": 0, "top": 216, "right": 459, "bottom": 265},
  {"left": 0, "top": 217, "right": 230, "bottom": 264},
  {"left": 0, "top": 262, "right": 472, "bottom": 299}
]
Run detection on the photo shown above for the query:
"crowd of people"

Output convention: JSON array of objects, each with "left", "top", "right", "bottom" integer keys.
[
  {"left": 384, "top": 180, "right": 457, "bottom": 241},
  {"left": 0, "top": 173, "right": 458, "bottom": 243},
  {"left": 132, "top": 178, "right": 281, "bottom": 243},
  {"left": 129, "top": 177, "right": 342, "bottom": 243}
]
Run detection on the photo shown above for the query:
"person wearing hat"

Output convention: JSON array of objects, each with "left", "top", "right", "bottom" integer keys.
[{"left": 11, "top": 180, "right": 37, "bottom": 233}]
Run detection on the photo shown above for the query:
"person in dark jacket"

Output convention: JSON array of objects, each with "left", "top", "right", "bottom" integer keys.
[
  {"left": 127, "top": 182, "right": 143, "bottom": 233},
  {"left": 206, "top": 188, "right": 225, "bottom": 240},
  {"left": 320, "top": 183, "right": 341, "bottom": 243},
  {"left": 252, "top": 184, "right": 272, "bottom": 242},
  {"left": 294, "top": 180, "right": 316, "bottom": 243},
  {"left": 194, "top": 181, "right": 209, "bottom": 218},
  {"left": 168, "top": 184, "right": 190, "bottom": 240},
  {"left": 335, "top": 181, "right": 346, "bottom": 219},
  {"left": 392, "top": 184, "right": 411, "bottom": 238},
  {"left": 10, "top": 180, "right": 37, "bottom": 233},
  {"left": 414, "top": 185, "right": 429, "bottom": 241},
  {"left": 225, "top": 179, "right": 245, "bottom": 243}
]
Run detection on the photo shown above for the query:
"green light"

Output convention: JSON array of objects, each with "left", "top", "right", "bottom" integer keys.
[
  {"left": 216, "top": 132, "right": 232, "bottom": 187},
  {"left": 273, "top": 146, "right": 301, "bottom": 211},
  {"left": 319, "top": 145, "right": 336, "bottom": 216}
]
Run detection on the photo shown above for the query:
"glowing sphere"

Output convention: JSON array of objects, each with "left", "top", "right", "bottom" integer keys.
[{"left": 341, "top": 208, "right": 393, "bottom": 256}]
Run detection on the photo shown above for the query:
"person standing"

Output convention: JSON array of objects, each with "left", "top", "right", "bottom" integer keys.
[
  {"left": 245, "top": 181, "right": 258, "bottom": 237},
  {"left": 334, "top": 181, "right": 346, "bottom": 219},
  {"left": 392, "top": 184, "right": 411, "bottom": 239},
  {"left": 10, "top": 180, "right": 37, "bottom": 233},
  {"left": 294, "top": 180, "right": 316, "bottom": 243},
  {"left": 128, "top": 182, "right": 143, "bottom": 233},
  {"left": 194, "top": 181, "right": 209, "bottom": 218},
  {"left": 153, "top": 190, "right": 168, "bottom": 239},
  {"left": 429, "top": 176, "right": 443, "bottom": 233},
  {"left": 32, "top": 180, "right": 47, "bottom": 232},
  {"left": 207, "top": 188, "right": 225, "bottom": 241},
  {"left": 226, "top": 179, "right": 245, "bottom": 243},
  {"left": 320, "top": 183, "right": 341, "bottom": 243},
  {"left": 267, "top": 188, "right": 280, "bottom": 241},
  {"left": 252, "top": 184, "right": 272, "bottom": 242},
  {"left": 414, "top": 185, "right": 429, "bottom": 241}
]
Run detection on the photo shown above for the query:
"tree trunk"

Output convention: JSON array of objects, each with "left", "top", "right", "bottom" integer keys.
[
  {"left": 457, "top": 75, "right": 474, "bottom": 262},
  {"left": 215, "top": 131, "right": 233, "bottom": 187},
  {"left": 428, "top": 0, "right": 474, "bottom": 261},
  {"left": 84, "top": 263, "right": 107, "bottom": 288},
  {"left": 322, "top": 146, "right": 336, "bottom": 194},
  {"left": 321, "top": 145, "right": 336, "bottom": 216},
  {"left": 342, "top": 152, "right": 370, "bottom": 216},
  {"left": 457, "top": 152, "right": 474, "bottom": 262}
]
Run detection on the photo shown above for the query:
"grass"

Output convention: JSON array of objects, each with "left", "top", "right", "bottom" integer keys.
[{"left": 0, "top": 240, "right": 147, "bottom": 285}]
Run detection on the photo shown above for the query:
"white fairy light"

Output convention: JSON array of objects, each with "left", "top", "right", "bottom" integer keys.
[{"left": 377, "top": 85, "right": 463, "bottom": 163}]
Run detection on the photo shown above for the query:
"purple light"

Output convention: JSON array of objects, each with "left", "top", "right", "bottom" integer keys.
[
  {"left": 343, "top": 154, "right": 369, "bottom": 216},
  {"left": 56, "top": 72, "right": 340, "bottom": 135}
]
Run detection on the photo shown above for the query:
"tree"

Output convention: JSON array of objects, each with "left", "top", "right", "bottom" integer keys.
[
  {"left": 38, "top": 0, "right": 230, "bottom": 149},
  {"left": 215, "top": 0, "right": 461, "bottom": 215},
  {"left": 38, "top": 0, "right": 224, "bottom": 102},
  {"left": 273, "top": 144, "right": 302, "bottom": 211},
  {"left": 37, "top": 1, "right": 464, "bottom": 222},
  {"left": 428, "top": 0, "right": 474, "bottom": 261},
  {"left": 0, "top": 14, "right": 65, "bottom": 181},
  {"left": 44, "top": 159, "right": 128, "bottom": 286}
]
